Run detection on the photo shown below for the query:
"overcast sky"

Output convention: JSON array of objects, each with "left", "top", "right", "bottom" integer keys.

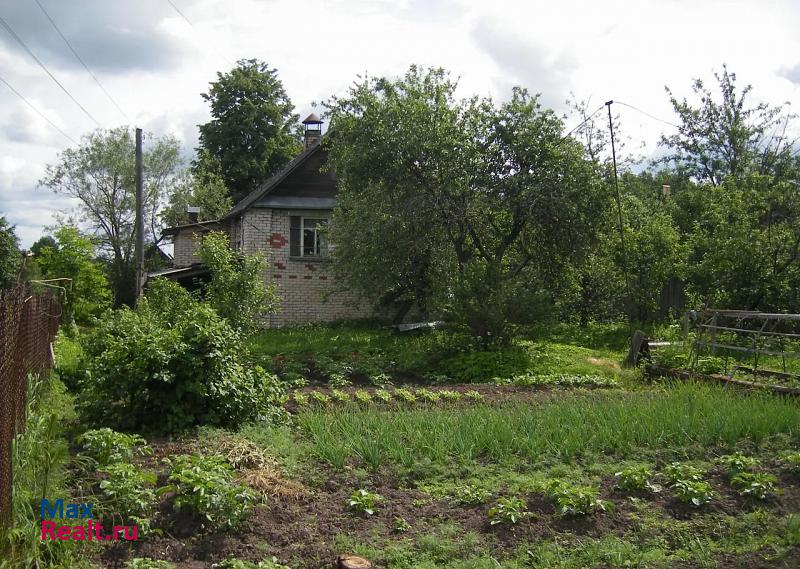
[{"left": 1, "top": 0, "right": 799, "bottom": 246}]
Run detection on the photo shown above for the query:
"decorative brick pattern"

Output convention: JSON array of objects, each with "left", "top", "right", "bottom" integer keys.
[
  {"left": 274, "top": 262, "right": 286, "bottom": 270},
  {"left": 268, "top": 232, "right": 288, "bottom": 248},
  {"left": 305, "top": 264, "right": 316, "bottom": 272}
]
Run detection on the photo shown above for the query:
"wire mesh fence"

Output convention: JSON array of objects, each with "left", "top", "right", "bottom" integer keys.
[{"left": 0, "top": 284, "right": 62, "bottom": 528}]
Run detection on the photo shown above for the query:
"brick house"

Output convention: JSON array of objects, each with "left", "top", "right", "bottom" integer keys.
[{"left": 156, "top": 115, "right": 375, "bottom": 327}]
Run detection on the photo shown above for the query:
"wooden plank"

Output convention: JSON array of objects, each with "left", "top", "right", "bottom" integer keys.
[{"left": 697, "top": 324, "right": 800, "bottom": 339}]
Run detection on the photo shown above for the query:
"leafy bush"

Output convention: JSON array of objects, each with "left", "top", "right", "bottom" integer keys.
[
  {"left": 785, "top": 452, "right": 800, "bottom": 474},
  {"left": 98, "top": 463, "right": 157, "bottom": 529},
  {"left": 651, "top": 347, "right": 689, "bottom": 369},
  {"left": 717, "top": 453, "right": 760, "bottom": 478},
  {"left": 507, "top": 373, "right": 619, "bottom": 388},
  {"left": 415, "top": 388, "right": 441, "bottom": 403},
  {"left": 451, "top": 484, "right": 492, "bottom": 506},
  {"left": 330, "top": 388, "right": 350, "bottom": 403},
  {"left": 438, "top": 389, "right": 462, "bottom": 402},
  {"left": 671, "top": 479, "right": 714, "bottom": 506},
  {"left": 547, "top": 481, "right": 613, "bottom": 517},
  {"left": 292, "top": 392, "right": 309, "bottom": 407},
  {"left": 394, "top": 388, "right": 417, "bottom": 403},
  {"left": 78, "top": 279, "right": 286, "bottom": 432},
  {"left": 78, "top": 428, "right": 151, "bottom": 466},
  {"left": 662, "top": 462, "right": 705, "bottom": 484},
  {"left": 374, "top": 389, "right": 393, "bottom": 403},
  {"left": 730, "top": 472, "right": 777, "bottom": 499},
  {"left": 353, "top": 390, "right": 372, "bottom": 405},
  {"left": 310, "top": 391, "right": 331, "bottom": 407},
  {"left": 615, "top": 465, "right": 661, "bottom": 493},
  {"left": 347, "top": 489, "right": 381, "bottom": 515},
  {"left": 164, "top": 454, "right": 254, "bottom": 529},
  {"left": 488, "top": 497, "right": 529, "bottom": 525},
  {"left": 433, "top": 350, "right": 530, "bottom": 383},
  {"left": 464, "top": 390, "right": 483, "bottom": 401}
]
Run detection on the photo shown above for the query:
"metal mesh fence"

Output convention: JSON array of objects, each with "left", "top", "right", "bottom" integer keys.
[{"left": 0, "top": 284, "right": 62, "bottom": 528}]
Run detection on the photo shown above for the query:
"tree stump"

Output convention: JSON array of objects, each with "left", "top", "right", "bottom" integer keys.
[{"left": 336, "top": 554, "right": 373, "bottom": 569}]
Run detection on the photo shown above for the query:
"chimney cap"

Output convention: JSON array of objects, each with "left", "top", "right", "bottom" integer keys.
[{"left": 302, "top": 113, "right": 323, "bottom": 125}]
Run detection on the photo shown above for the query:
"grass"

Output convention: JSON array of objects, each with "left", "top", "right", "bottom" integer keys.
[
  {"left": 296, "top": 382, "right": 800, "bottom": 472},
  {"left": 248, "top": 321, "right": 633, "bottom": 383}
]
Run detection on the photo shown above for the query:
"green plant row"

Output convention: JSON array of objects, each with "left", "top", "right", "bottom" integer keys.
[{"left": 291, "top": 387, "right": 484, "bottom": 408}]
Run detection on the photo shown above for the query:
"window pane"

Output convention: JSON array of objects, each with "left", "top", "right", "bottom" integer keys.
[
  {"left": 303, "top": 228, "right": 316, "bottom": 255},
  {"left": 289, "top": 216, "right": 301, "bottom": 256}
]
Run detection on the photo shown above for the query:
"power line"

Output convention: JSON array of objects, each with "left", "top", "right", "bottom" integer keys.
[
  {"left": 165, "top": 0, "right": 236, "bottom": 69},
  {"left": 166, "top": 0, "right": 193, "bottom": 27},
  {"left": 33, "top": 0, "right": 129, "bottom": 122},
  {"left": 0, "top": 14, "right": 101, "bottom": 127},
  {"left": 0, "top": 72, "right": 77, "bottom": 144},
  {"left": 614, "top": 101, "right": 680, "bottom": 129},
  {"left": 558, "top": 104, "right": 605, "bottom": 146}
]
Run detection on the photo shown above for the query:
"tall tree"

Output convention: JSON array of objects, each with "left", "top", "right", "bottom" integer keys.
[
  {"left": 198, "top": 59, "right": 301, "bottom": 202},
  {"left": 325, "top": 67, "right": 608, "bottom": 345},
  {"left": 661, "top": 65, "right": 797, "bottom": 186},
  {"left": 162, "top": 151, "right": 233, "bottom": 227},
  {"left": 37, "top": 226, "right": 112, "bottom": 323},
  {"left": 40, "top": 127, "right": 182, "bottom": 306},
  {"left": 0, "top": 216, "right": 21, "bottom": 289}
]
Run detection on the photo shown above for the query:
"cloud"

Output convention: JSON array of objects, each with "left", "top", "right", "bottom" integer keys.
[
  {"left": 0, "top": 0, "right": 189, "bottom": 73},
  {"left": 471, "top": 17, "right": 577, "bottom": 109},
  {"left": 781, "top": 62, "right": 800, "bottom": 85}
]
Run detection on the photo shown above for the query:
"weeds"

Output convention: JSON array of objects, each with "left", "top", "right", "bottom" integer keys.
[{"left": 77, "top": 428, "right": 151, "bottom": 467}]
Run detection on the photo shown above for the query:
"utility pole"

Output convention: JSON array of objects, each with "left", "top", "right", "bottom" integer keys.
[
  {"left": 605, "top": 101, "right": 634, "bottom": 337},
  {"left": 134, "top": 127, "right": 144, "bottom": 304}
]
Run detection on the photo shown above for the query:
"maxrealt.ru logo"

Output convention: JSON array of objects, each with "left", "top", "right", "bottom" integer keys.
[{"left": 40, "top": 499, "right": 139, "bottom": 541}]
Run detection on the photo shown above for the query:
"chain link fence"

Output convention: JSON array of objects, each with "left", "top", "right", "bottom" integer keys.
[{"left": 0, "top": 284, "right": 63, "bottom": 528}]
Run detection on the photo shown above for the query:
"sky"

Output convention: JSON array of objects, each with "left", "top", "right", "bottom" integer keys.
[{"left": 1, "top": 0, "right": 799, "bottom": 247}]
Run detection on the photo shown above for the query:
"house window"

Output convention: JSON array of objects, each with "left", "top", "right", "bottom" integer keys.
[{"left": 289, "top": 215, "right": 329, "bottom": 257}]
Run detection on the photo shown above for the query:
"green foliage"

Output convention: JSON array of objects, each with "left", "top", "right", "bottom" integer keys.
[
  {"left": 164, "top": 454, "right": 254, "bottom": 529},
  {"left": 730, "top": 472, "right": 777, "bottom": 499},
  {"left": 374, "top": 388, "right": 393, "bottom": 403},
  {"left": 614, "top": 465, "right": 661, "bottom": 493},
  {"left": 671, "top": 479, "right": 714, "bottom": 506},
  {"left": 433, "top": 350, "right": 530, "bottom": 383},
  {"left": 198, "top": 59, "right": 301, "bottom": 202},
  {"left": 414, "top": 388, "right": 440, "bottom": 403},
  {"left": 37, "top": 226, "right": 112, "bottom": 323},
  {"left": 161, "top": 151, "right": 233, "bottom": 226},
  {"left": 488, "top": 496, "right": 529, "bottom": 525},
  {"left": 292, "top": 392, "right": 309, "bottom": 407},
  {"left": 438, "top": 389, "right": 462, "bottom": 402},
  {"left": 78, "top": 279, "right": 285, "bottom": 432},
  {"left": 40, "top": 127, "right": 182, "bottom": 306},
  {"left": 662, "top": 462, "right": 705, "bottom": 484},
  {"left": 784, "top": 452, "right": 800, "bottom": 474},
  {"left": 347, "top": 489, "right": 381, "bottom": 515},
  {"left": 505, "top": 372, "right": 618, "bottom": 388},
  {"left": 450, "top": 485, "right": 492, "bottom": 506},
  {"left": 215, "top": 558, "right": 291, "bottom": 569},
  {"left": 78, "top": 428, "right": 151, "bottom": 466},
  {"left": 353, "top": 390, "right": 372, "bottom": 405},
  {"left": 98, "top": 463, "right": 157, "bottom": 529},
  {"left": 547, "top": 481, "right": 613, "bottom": 517},
  {"left": 0, "top": 216, "right": 21, "bottom": 288},
  {"left": 393, "top": 387, "right": 417, "bottom": 404},
  {"left": 310, "top": 391, "right": 331, "bottom": 407},
  {"left": 392, "top": 516, "right": 411, "bottom": 533},
  {"left": 717, "top": 453, "right": 760, "bottom": 478},
  {"left": 463, "top": 390, "right": 483, "bottom": 401},
  {"left": 198, "top": 231, "right": 277, "bottom": 332},
  {"left": 0, "top": 375, "right": 79, "bottom": 568},
  {"left": 330, "top": 388, "right": 350, "bottom": 403},
  {"left": 326, "top": 65, "right": 608, "bottom": 345},
  {"left": 127, "top": 559, "right": 176, "bottom": 569}
]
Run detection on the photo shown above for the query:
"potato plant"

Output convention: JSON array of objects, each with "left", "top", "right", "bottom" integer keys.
[
  {"left": 488, "top": 496, "right": 529, "bottom": 525},
  {"left": 348, "top": 489, "right": 381, "bottom": 515},
  {"left": 547, "top": 481, "right": 613, "bottom": 517},
  {"left": 730, "top": 472, "right": 777, "bottom": 499}
]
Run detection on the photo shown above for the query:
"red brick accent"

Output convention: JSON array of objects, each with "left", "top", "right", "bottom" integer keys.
[
  {"left": 319, "top": 276, "right": 328, "bottom": 280},
  {"left": 288, "top": 275, "right": 297, "bottom": 279},
  {"left": 305, "top": 264, "right": 316, "bottom": 272},
  {"left": 268, "top": 233, "right": 287, "bottom": 248},
  {"left": 273, "top": 274, "right": 282, "bottom": 279},
  {"left": 274, "top": 261, "right": 286, "bottom": 270},
  {"left": 303, "top": 275, "right": 312, "bottom": 280}
]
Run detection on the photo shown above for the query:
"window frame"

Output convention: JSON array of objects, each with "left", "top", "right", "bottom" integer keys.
[{"left": 289, "top": 213, "right": 331, "bottom": 259}]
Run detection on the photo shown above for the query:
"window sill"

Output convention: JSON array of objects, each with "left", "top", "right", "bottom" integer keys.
[{"left": 288, "top": 256, "right": 330, "bottom": 263}]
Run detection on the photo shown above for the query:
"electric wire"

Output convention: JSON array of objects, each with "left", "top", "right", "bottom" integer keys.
[
  {"left": 165, "top": 0, "right": 236, "bottom": 69},
  {"left": 32, "top": 0, "right": 129, "bottom": 122},
  {"left": 0, "top": 72, "right": 78, "bottom": 144},
  {"left": 614, "top": 101, "right": 680, "bottom": 129},
  {"left": 0, "top": 14, "right": 101, "bottom": 127}
]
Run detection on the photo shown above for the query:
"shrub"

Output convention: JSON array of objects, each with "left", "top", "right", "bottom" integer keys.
[
  {"left": 292, "top": 392, "right": 309, "bottom": 407},
  {"left": 347, "top": 489, "right": 381, "bottom": 515},
  {"left": 730, "top": 472, "right": 777, "bottom": 499},
  {"left": 415, "top": 388, "right": 440, "bottom": 403},
  {"left": 662, "top": 462, "right": 705, "bottom": 484},
  {"left": 330, "top": 388, "right": 350, "bottom": 403},
  {"left": 310, "top": 391, "right": 331, "bottom": 407},
  {"left": 78, "top": 428, "right": 151, "bottom": 467},
  {"left": 353, "top": 390, "right": 372, "bottom": 405},
  {"left": 374, "top": 389, "right": 393, "bottom": 403},
  {"left": 164, "top": 454, "right": 254, "bottom": 529},
  {"left": 98, "top": 463, "right": 157, "bottom": 531},
  {"left": 547, "top": 481, "right": 613, "bottom": 517},
  {"left": 78, "top": 279, "right": 286, "bottom": 432},
  {"left": 717, "top": 453, "right": 760, "bottom": 478},
  {"left": 464, "top": 390, "right": 483, "bottom": 401},
  {"left": 393, "top": 388, "right": 417, "bottom": 403},
  {"left": 671, "top": 479, "right": 714, "bottom": 506},
  {"left": 488, "top": 497, "right": 529, "bottom": 525},
  {"left": 438, "top": 389, "right": 462, "bottom": 402},
  {"left": 615, "top": 465, "right": 661, "bottom": 493}
]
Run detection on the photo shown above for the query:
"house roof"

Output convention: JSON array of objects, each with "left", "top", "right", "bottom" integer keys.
[
  {"left": 161, "top": 219, "right": 221, "bottom": 236},
  {"left": 221, "top": 139, "right": 327, "bottom": 222}
]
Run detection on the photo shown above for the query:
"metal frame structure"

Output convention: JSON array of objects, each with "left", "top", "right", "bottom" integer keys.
[{"left": 690, "top": 309, "right": 800, "bottom": 380}]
